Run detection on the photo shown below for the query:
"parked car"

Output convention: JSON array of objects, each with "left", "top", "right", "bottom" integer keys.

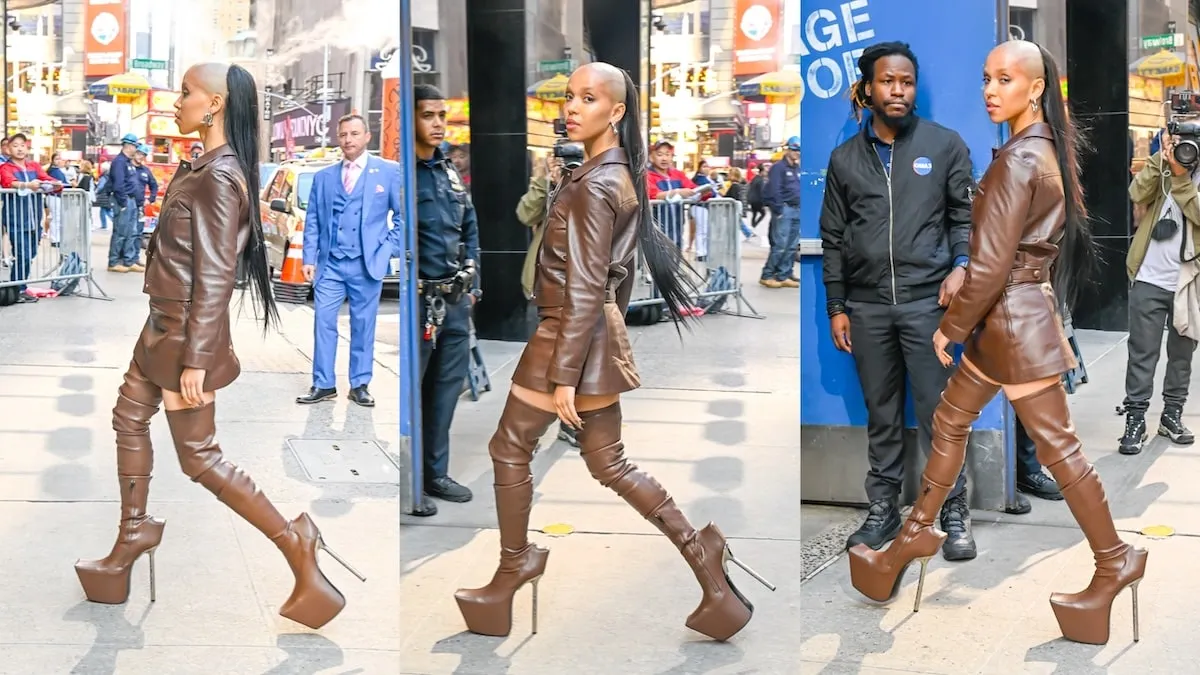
[{"left": 259, "top": 157, "right": 402, "bottom": 290}]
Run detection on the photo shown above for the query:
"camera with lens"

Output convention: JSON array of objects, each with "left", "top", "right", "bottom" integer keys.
[
  {"left": 552, "top": 118, "right": 585, "bottom": 169},
  {"left": 1167, "top": 91, "right": 1200, "bottom": 169}
]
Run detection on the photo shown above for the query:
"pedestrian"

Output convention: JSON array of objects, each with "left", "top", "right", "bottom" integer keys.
[
  {"left": 94, "top": 162, "right": 114, "bottom": 230},
  {"left": 0, "top": 133, "right": 62, "bottom": 303},
  {"left": 106, "top": 133, "right": 143, "bottom": 273},
  {"left": 297, "top": 113, "right": 405, "bottom": 411},
  {"left": 408, "top": 84, "right": 481, "bottom": 515},
  {"left": 689, "top": 159, "right": 714, "bottom": 261},
  {"left": 1118, "top": 124, "right": 1200, "bottom": 455},
  {"left": 820, "top": 42, "right": 980, "bottom": 560},
  {"left": 453, "top": 62, "right": 773, "bottom": 642},
  {"left": 46, "top": 151, "right": 69, "bottom": 245},
  {"left": 746, "top": 163, "right": 769, "bottom": 230},
  {"left": 74, "top": 62, "right": 363, "bottom": 630},
  {"left": 645, "top": 140, "right": 697, "bottom": 248},
  {"left": 516, "top": 154, "right": 581, "bottom": 449},
  {"left": 760, "top": 138, "right": 800, "bottom": 287},
  {"left": 850, "top": 40, "right": 1145, "bottom": 647}
]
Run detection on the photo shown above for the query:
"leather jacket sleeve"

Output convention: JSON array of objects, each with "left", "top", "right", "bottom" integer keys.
[
  {"left": 183, "top": 169, "right": 246, "bottom": 371},
  {"left": 939, "top": 151, "right": 1036, "bottom": 343},
  {"left": 547, "top": 180, "right": 615, "bottom": 387}
]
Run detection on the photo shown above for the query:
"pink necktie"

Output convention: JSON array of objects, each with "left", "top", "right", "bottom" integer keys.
[{"left": 343, "top": 163, "right": 356, "bottom": 191}]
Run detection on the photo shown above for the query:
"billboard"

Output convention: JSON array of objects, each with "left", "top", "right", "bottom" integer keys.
[
  {"left": 733, "top": 0, "right": 783, "bottom": 76},
  {"left": 84, "top": 0, "right": 127, "bottom": 78},
  {"left": 270, "top": 99, "right": 352, "bottom": 149},
  {"left": 798, "top": 0, "right": 1006, "bottom": 430}
]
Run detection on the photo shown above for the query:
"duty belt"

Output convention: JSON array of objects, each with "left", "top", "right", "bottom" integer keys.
[{"left": 419, "top": 277, "right": 457, "bottom": 348}]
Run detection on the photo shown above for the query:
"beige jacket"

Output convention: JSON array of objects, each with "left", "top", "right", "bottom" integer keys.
[{"left": 515, "top": 175, "right": 551, "bottom": 299}]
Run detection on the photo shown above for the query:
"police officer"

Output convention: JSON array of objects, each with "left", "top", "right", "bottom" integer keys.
[{"left": 412, "top": 84, "right": 481, "bottom": 517}]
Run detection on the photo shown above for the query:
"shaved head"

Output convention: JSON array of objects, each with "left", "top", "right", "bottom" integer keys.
[
  {"left": 186, "top": 62, "right": 229, "bottom": 96},
  {"left": 576, "top": 62, "right": 627, "bottom": 102},
  {"left": 563, "top": 61, "right": 631, "bottom": 146},
  {"left": 992, "top": 40, "right": 1045, "bottom": 80}
]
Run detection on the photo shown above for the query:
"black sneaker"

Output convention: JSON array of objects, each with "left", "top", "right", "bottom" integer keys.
[
  {"left": 1119, "top": 411, "right": 1148, "bottom": 455},
  {"left": 939, "top": 493, "right": 977, "bottom": 561},
  {"left": 845, "top": 499, "right": 901, "bottom": 550},
  {"left": 557, "top": 422, "right": 580, "bottom": 448},
  {"left": 1017, "top": 471, "right": 1063, "bottom": 501},
  {"left": 1159, "top": 405, "right": 1195, "bottom": 445},
  {"left": 425, "top": 475, "right": 474, "bottom": 503}
]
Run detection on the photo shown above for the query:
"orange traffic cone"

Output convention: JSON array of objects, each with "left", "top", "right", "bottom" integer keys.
[{"left": 272, "top": 231, "right": 310, "bottom": 304}]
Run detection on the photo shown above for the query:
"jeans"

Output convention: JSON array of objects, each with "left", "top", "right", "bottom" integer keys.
[
  {"left": 7, "top": 227, "right": 37, "bottom": 292},
  {"left": 106, "top": 197, "right": 140, "bottom": 267},
  {"left": 96, "top": 206, "right": 112, "bottom": 229},
  {"left": 761, "top": 204, "right": 800, "bottom": 281}
]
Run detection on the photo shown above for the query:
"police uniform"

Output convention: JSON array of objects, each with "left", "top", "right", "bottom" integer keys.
[{"left": 417, "top": 148, "right": 480, "bottom": 504}]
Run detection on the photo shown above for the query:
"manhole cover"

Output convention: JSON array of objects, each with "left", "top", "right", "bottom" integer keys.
[{"left": 286, "top": 439, "right": 400, "bottom": 485}]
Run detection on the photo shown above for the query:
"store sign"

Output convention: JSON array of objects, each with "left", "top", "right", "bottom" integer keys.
[
  {"left": 148, "top": 115, "right": 198, "bottom": 139},
  {"left": 271, "top": 99, "right": 352, "bottom": 148},
  {"left": 733, "top": 0, "right": 783, "bottom": 76},
  {"left": 84, "top": 0, "right": 128, "bottom": 78},
  {"left": 369, "top": 29, "right": 438, "bottom": 74},
  {"left": 149, "top": 90, "right": 177, "bottom": 113}
]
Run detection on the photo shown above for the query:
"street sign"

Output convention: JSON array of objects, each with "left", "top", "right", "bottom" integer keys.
[
  {"left": 1141, "top": 33, "right": 1183, "bottom": 50},
  {"left": 130, "top": 58, "right": 167, "bottom": 70},
  {"left": 538, "top": 59, "right": 576, "bottom": 75}
]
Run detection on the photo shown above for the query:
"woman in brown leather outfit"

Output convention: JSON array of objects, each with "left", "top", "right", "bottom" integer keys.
[
  {"left": 74, "top": 63, "right": 364, "bottom": 629},
  {"left": 848, "top": 41, "right": 1148, "bottom": 646},
  {"left": 453, "top": 62, "right": 775, "bottom": 641}
]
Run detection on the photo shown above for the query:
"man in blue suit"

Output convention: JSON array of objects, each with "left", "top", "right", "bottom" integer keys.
[{"left": 297, "top": 114, "right": 404, "bottom": 407}]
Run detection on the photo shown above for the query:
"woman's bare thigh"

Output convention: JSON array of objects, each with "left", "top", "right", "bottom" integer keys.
[
  {"left": 161, "top": 389, "right": 216, "bottom": 412},
  {"left": 960, "top": 357, "right": 1058, "bottom": 401},
  {"left": 510, "top": 383, "right": 619, "bottom": 413}
]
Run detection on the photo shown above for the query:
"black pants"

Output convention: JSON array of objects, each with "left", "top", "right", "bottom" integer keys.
[
  {"left": 848, "top": 295, "right": 967, "bottom": 502},
  {"left": 1123, "top": 280, "right": 1197, "bottom": 414},
  {"left": 750, "top": 204, "right": 768, "bottom": 229},
  {"left": 419, "top": 294, "right": 472, "bottom": 480},
  {"left": 1014, "top": 419, "right": 1042, "bottom": 478}
]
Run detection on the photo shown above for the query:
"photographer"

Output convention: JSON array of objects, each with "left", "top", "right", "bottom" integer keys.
[{"left": 1121, "top": 129, "right": 1200, "bottom": 455}]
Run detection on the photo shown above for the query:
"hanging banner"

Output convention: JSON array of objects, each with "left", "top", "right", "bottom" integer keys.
[
  {"left": 84, "top": 0, "right": 128, "bottom": 78},
  {"left": 799, "top": 0, "right": 1005, "bottom": 430},
  {"left": 733, "top": 0, "right": 783, "bottom": 76}
]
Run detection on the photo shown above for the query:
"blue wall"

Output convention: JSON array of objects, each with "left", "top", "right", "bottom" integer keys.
[{"left": 799, "top": 0, "right": 1006, "bottom": 429}]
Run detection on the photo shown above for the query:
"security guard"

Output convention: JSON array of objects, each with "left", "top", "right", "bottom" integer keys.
[{"left": 412, "top": 84, "right": 481, "bottom": 517}]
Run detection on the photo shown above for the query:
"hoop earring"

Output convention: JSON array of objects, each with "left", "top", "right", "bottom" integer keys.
[{"left": 203, "top": 112, "right": 214, "bottom": 127}]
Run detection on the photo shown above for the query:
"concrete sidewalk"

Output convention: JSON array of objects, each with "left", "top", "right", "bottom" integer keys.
[
  {"left": 0, "top": 236, "right": 801, "bottom": 674},
  {"left": 799, "top": 329, "right": 1197, "bottom": 674}
]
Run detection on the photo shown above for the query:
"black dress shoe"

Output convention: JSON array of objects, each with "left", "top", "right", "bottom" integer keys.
[
  {"left": 426, "top": 475, "right": 473, "bottom": 503},
  {"left": 1017, "top": 471, "right": 1063, "bottom": 501},
  {"left": 348, "top": 385, "right": 375, "bottom": 407},
  {"left": 409, "top": 494, "right": 439, "bottom": 517},
  {"left": 845, "top": 498, "right": 901, "bottom": 550},
  {"left": 296, "top": 387, "right": 337, "bottom": 405},
  {"left": 939, "top": 492, "right": 978, "bottom": 561}
]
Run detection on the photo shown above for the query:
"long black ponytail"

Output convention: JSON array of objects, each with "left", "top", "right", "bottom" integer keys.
[
  {"left": 617, "top": 70, "right": 699, "bottom": 330},
  {"left": 1035, "top": 43, "right": 1095, "bottom": 312},
  {"left": 224, "top": 64, "right": 278, "bottom": 332}
]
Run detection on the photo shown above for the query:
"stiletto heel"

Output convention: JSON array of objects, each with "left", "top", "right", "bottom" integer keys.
[
  {"left": 148, "top": 548, "right": 157, "bottom": 602},
  {"left": 726, "top": 547, "right": 776, "bottom": 591},
  {"left": 530, "top": 576, "right": 541, "bottom": 634},
  {"left": 319, "top": 537, "right": 366, "bottom": 582},
  {"left": 1131, "top": 580, "right": 1140, "bottom": 643},
  {"left": 912, "top": 556, "right": 933, "bottom": 612}
]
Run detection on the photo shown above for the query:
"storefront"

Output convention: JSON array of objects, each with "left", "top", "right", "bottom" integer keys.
[
  {"left": 270, "top": 98, "right": 352, "bottom": 161},
  {"left": 129, "top": 89, "right": 199, "bottom": 192}
]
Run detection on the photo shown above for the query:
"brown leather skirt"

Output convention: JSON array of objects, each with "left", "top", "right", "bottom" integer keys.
[
  {"left": 963, "top": 283, "right": 1078, "bottom": 385},
  {"left": 511, "top": 303, "right": 640, "bottom": 396},
  {"left": 131, "top": 297, "right": 241, "bottom": 393}
]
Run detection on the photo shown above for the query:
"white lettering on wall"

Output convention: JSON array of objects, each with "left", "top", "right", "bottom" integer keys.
[{"left": 794, "top": 0, "right": 876, "bottom": 102}]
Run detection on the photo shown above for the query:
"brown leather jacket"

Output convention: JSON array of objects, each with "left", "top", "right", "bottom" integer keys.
[
  {"left": 134, "top": 145, "right": 250, "bottom": 392},
  {"left": 939, "top": 123, "right": 1077, "bottom": 384},
  {"left": 511, "top": 147, "right": 641, "bottom": 395}
]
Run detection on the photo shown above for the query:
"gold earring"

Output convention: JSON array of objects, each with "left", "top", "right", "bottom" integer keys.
[
  {"left": 203, "top": 112, "right": 214, "bottom": 127},
  {"left": 1031, "top": 100, "right": 1040, "bottom": 112}
]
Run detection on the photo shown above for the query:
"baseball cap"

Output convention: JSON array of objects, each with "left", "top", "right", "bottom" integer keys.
[
  {"left": 785, "top": 136, "right": 800, "bottom": 151},
  {"left": 120, "top": 133, "right": 139, "bottom": 145},
  {"left": 652, "top": 139, "right": 674, "bottom": 150}
]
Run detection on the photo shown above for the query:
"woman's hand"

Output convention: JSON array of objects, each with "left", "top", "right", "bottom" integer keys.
[
  {"left": 180, "top": 368, "right": 207, "bottom": 407},
  {"left": 553, "top": 385, "right": 583, "bottom": 430},
  {"left": 932, "top": 329, "right": 954, "bottom": 368}
]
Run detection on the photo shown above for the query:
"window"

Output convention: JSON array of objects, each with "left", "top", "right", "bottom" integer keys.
[
  {"left": 296, "top": 173, "right": 315, "bottom": 210},
  {"left": 1009, "top": 8, "right": 1035, "bottom": 42}
]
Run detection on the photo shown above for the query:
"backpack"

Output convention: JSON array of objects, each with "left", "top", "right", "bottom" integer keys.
[
  {"left": 51, "top": 252, "right": 84, "bottom": 296},
  {"left": 695, "top": 266, "right": 733, "bottom": 314}
]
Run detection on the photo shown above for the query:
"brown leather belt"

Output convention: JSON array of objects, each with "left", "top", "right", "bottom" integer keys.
[
  {"left": 1008, "top": 266, "right": 1051, "bottom": 284},
  {"left": 533, "top": 285, "right": 618, "bottom": 307}
]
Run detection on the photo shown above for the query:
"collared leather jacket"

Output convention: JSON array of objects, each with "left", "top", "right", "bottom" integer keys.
[
  {"left": 134, "top": 145, "right": 250, "bottom": 392},
  {"left": 511, "top": 146, "right": 641, "bottom": 396},
  {"left": 940, "top": 122, "right": 1076, "bottom": 384}
]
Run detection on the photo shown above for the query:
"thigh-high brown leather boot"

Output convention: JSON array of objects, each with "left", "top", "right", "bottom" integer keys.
[
  {"left": 455, "top": 393, "right": 558, "bottom": 636},
  {"left": 76, "top": 362, "right": 166, "bottom": 604},
  {"left": 165, "top": 403, "right": 365, "bottom": 629},
  {"left": 574, "top": 403, "right": 776, "bottom": 641},
  {"left": 1010, "top": 383, "right": 1147, "bottom": 645},
  {"left": 849, "top": 366, "right": 999, "bottom": 609}
]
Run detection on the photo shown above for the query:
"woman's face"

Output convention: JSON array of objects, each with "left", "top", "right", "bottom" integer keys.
[
  {"left": 174, "top": 68, "right": 220, "bottom": 136},
  {"left": 563, "top": 66, "right": 625, "bottom": 143},
  {"left": 982, "top": 47, "right": 1044, "bottom": 125}
]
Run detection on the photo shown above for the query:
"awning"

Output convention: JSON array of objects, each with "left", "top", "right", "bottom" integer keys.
[
  {"left": 738, "top": 70, "right": 801, "bottom": 102},
  {"left": 88, "top": 73, "right": 152, "bottom": 103},
  {"left": 1132, "top": 50, "right": 1187, "bottom": 87},
  {"left": 527, "top": 74, "right": 568, "bottom": 102}
]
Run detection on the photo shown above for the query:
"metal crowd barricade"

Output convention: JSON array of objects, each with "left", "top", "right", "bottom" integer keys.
[
  {"left": 0, "top": 187, "right": 109, "bottom": 301},
  {"left": 629, "top": 197, "right": 762, "bottom": 319}
]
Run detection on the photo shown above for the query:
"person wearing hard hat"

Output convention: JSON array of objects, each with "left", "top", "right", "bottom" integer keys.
[
  {"left": 132, "top": 143, "right": 159, "bottom": 215},
  {"left": 106, "top": 133, "right": 143, "bottom": 273},
  {"left": 760, "top": 135, "right": 800, "bottom": 287}
]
